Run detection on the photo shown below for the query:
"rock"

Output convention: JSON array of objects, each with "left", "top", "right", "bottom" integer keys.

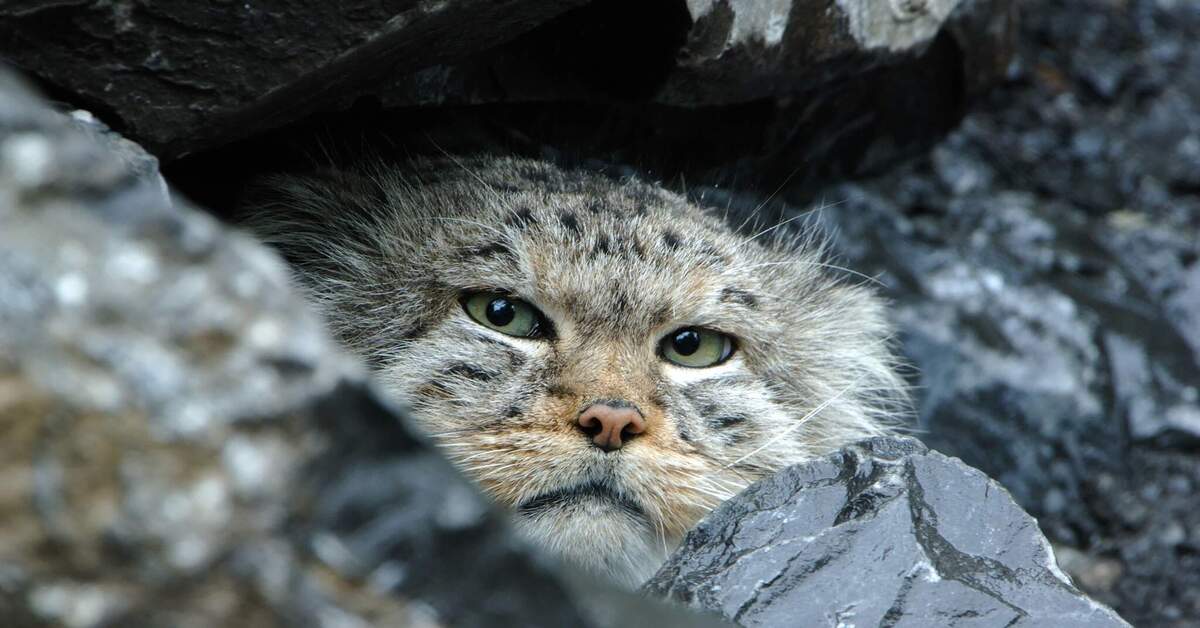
[
  {"left": 645, "top": 437, "right": 1129, "bottom": 628},
  {"left": 654, "top": 0, "right": 1015, "bottom": 106},
  {"left": 2, "top": 0, "right": 1015, "bottom": 189},
  {"left": 751, "top": 0, "right": 1199, "bottom": 624},
  {"left": 0, "top": 70, "right": 722, "bottom": 628},
  {"left": 0, "top": 0, "right": 591, "bottom": 159}
]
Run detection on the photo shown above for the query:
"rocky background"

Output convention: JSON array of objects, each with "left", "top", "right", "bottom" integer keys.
[
  {"left": 1, "top": 0, "right": 1196, "bottom": 626},
  {"left": 820, "top": 2, "right": 1200, "bottom": 624}
]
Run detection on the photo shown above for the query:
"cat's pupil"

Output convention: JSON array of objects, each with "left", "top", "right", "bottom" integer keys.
[
  {"left": 672, "top": 329, "right": 701, "bottom": 355},
  {"left": 486, "top": 298, "right": 516, "bottom": 326}
]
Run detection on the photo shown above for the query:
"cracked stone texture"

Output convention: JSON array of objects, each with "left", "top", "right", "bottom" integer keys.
[
  {"left": 646, "top": 437, "right": 1129, "bottom": 627},
  {"left": 0, "top": 0, "right": 1013, "bottom": 187},
  {"left": 0, "top": 70, "right": 725, "bottom": 628}
]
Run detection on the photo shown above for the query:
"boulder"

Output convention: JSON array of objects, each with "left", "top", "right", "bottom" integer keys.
[{"left": 646, "top": 437, "right": 1129, "bottom": 628}]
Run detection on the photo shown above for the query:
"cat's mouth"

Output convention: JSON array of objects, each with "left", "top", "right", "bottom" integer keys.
[{"left": 515, "top": 481, "right": 645, "bottom": 520}]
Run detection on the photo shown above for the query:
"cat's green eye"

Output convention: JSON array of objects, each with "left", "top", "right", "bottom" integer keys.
[
  {"left": 462, "top": 293, "right": 543, "bottom": 338},
  {"left": 660, "top": 327, "right": 735, "bottom": 368}
]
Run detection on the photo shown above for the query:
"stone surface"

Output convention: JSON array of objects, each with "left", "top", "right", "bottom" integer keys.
[
  {"left": 646, "top": 437, "right": 1129, "bottom": 628},
  {"left": 0, "top": 0, "right": 590, "bottom": 159},
  {"left": 2, "top": 0, "right": 1014, "bottom": 183},
  {"left": 0, "top": 70, "right": 722, "bottom": 628}
]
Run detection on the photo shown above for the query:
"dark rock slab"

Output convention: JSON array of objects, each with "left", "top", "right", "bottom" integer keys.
[
  {"left": 2, "top": 0, "right": 1015, "bottom": 188},
  {"left": 0, "top": 0, "right": 589, "bottom": 159},
  {"left": 0, "top": 69, "right": 723, "bottom": 628},
  {"left": 646, "top": 437, "right": 1129, "bottom": 628}
]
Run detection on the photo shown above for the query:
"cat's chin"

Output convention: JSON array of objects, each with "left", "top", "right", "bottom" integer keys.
[{"left": 511, "top": 486, "right": 675, "bottom": 589}]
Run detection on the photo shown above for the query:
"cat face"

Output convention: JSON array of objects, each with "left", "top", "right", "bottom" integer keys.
[{"left": 250, "top": 157, "right": 904, "bottom": 587}]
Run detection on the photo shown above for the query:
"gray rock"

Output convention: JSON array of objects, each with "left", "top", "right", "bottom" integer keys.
[
  {"left": 646, "top": 437, "right": 1129, "bottom": 628},
  {"left": 0, "top": 69, "right": 722, "bottom": 628}
]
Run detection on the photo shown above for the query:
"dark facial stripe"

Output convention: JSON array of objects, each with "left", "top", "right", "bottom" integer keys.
[
  {"left": 468, "top": 332, "right": 511, "bottom": 347},
  {"left": 506, "top": 349, "right": 527, "bottom": 368},
  {"left": 720, "top": 287, "right": 759, "bottom": 308},
  {"left": 464, "top": 242, "right": 515, "bottom": 259},
  {"left": 710, "top": 414, "right": 748, "bottom": 428},
  {"left": 415, "top": 379, "right": 459, "bottom": 403},
  {"left": 442, "top": 362, "right": 496, "bottom": 381}
]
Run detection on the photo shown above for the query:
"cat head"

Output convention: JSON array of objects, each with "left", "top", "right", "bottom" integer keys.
[{"left": 247, "top": 156, "right": 906, "bottom": 586}]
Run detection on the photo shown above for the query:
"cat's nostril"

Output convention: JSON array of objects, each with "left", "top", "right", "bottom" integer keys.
[
  {"left": 579, "top": 416, "right": 603, "bottom": 438},
  {"left": 576, "top": 401, "right": 645, "bottom": 452}
]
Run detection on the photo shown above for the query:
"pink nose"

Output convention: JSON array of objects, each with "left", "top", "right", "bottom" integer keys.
[{"left": 577, "top": 402, "right": 646, "bottom": 452}]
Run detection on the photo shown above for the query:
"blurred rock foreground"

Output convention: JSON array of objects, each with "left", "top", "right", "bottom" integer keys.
[{"left": 0, "top": 70, "right": 676, "bottom": 627}]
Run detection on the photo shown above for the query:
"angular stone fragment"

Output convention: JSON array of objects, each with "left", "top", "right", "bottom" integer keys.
[{"left": 645, "top": 437, "right": 1130, "bottom": 628}]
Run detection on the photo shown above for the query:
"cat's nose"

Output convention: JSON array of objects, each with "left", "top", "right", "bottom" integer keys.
[{"left": 576, "top": 401, "right": 646, "bottom": 452}]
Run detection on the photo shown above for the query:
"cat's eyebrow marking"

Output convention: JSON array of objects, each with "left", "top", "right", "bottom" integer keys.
[{"left": 719, "top": 287, "right": 760, "bottom": 308}]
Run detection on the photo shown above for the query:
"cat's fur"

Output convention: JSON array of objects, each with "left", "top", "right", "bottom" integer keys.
[{"left": 247, "top": 156, "right": 907, "bottom": 587}]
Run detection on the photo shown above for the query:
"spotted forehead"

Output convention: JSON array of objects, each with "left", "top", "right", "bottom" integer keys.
[{"left": 450, "top": 185, "right": 761, "bottom": 333}]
